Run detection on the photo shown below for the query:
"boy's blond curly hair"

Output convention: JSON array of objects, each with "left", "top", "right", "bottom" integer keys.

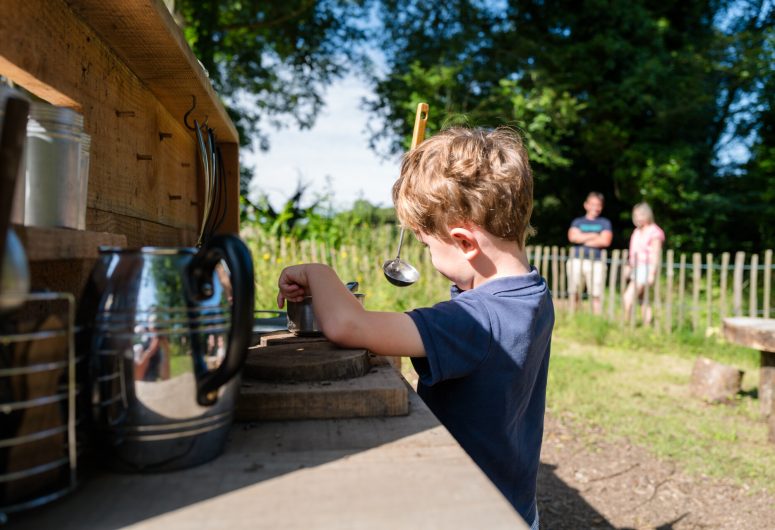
[{"left": 392, "top": 127, "right": 535, "bottom": 248}]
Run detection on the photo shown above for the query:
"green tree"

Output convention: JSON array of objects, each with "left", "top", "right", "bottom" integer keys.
[
  {"left": 173, "top": 0, "right": 372, "bottom": 151},
  {"left": 368, "top": 0, "right": 775, "bottom": 251}
]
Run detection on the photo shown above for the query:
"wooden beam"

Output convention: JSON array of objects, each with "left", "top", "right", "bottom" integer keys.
[{"left": 65, "top": 0, "right": 238, "bottom": 143}]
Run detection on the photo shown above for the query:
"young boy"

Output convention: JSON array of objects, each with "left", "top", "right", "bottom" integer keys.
[{"left": 277, "top": 127, "right": 554, "bottom": 529}]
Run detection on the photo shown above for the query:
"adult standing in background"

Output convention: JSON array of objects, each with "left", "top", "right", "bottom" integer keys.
[
  {"left": 567, "top": 192, "right": 613, "bottom": 314},
  {"left": 623, "top": 202, "right": 665, "bottom": 325}
]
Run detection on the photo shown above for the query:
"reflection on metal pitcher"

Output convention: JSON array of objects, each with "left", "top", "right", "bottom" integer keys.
[{"left": 90, "top": 235, "right": 254, "bottom": 472}]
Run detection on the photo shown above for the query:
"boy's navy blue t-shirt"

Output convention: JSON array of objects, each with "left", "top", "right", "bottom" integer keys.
[{"left": 408, "top": 268, "right": 554, "bottom": 524}]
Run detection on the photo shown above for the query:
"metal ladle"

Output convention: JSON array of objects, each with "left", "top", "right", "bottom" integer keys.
[{"left": 383, "top": 102, "right": 428, "bottom": 287}]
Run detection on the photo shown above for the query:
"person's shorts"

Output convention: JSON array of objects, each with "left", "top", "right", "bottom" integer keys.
[
  {"left": 566, "top": 257, "right": 606, "bottom": 297},
  {"left": 633, "top": 265, "right": 651, "bottom": 286}
]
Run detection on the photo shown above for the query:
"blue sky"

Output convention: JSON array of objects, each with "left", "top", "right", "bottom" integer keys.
[{"left": 243, "top": 74, "right": 401, "bottom": 211}]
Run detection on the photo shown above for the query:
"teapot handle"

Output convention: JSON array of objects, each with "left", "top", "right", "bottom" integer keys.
[{"left": 188, "top": 234, "right": 254, "bottom": 406}]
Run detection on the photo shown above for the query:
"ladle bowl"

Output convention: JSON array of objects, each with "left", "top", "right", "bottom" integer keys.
[{"left": 382, "top": 258, "right": 420, "bottom": 287}]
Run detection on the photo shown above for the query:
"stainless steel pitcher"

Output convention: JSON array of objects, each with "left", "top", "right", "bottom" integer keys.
[{"left": 90, "top": 235, "right": 254, "bottom": 471}]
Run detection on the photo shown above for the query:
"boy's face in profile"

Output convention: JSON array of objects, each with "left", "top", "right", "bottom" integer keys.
[
  {"left": 583, "top": 196, "right": 604, "bottom": 219},
  {"left": 416, "top": 230, "right": 473, "bottom": 290}
]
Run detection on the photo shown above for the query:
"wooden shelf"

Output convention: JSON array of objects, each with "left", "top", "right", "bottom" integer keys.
[{"left": 14, "top": 225, "right": 127, "bottom": 262}]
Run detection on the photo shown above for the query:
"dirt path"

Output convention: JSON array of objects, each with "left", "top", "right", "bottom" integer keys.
[
  {"left": 402, "top": 366, "right": 774, "bottom": 529},
  {"left": 538, "top": 413, "right": 775, "bottom": 529}
]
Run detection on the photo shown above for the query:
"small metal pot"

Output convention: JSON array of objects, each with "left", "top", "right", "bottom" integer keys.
[{"left": 287, "top": 293, "right": 365, "bottom": 336}]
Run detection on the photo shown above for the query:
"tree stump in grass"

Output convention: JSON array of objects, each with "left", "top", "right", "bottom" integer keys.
[{"left": 690, "top": 356, "right": 744, "bottom": 404}]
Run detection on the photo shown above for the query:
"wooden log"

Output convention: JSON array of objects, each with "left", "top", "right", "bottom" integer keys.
[
  {"left": 608, "top": 249, "right": 620, "bottom": 320},
  {"left": 720, "top": 252, "right": 730, "bottom": 320},
  {"left": 665, "top": 249, "right": 674, "bottom": 333},
  {"left": 678, "top": 253, "right": 687, "bottom": 329},
  {"left": 750, "top": 254, "right": 759, "bottom": 318},
  {"left": 733, "top": 251, "right": 745, "bottom": 316},
  {"left": 692, "top": 253, "right": 702, "bottom": 332},
  {"left": 764, "top": 249, "right": 772, "bottom": 319},
  {"left": 551, "top": 246, "right": 559, "bottom": 299},
  {"left": 690, "top": 356, "right": 744, "bottom": 404},
  {"left": 706, "top": 253, "right": 714, "bottom": 331}
]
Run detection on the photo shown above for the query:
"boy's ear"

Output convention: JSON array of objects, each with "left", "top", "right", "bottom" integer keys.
[{"left": 449, "top": 226, "right": 479, "bottom": 260}]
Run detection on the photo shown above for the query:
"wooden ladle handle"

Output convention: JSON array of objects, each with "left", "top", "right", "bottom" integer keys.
[{"left": 410, "top": 102, "right": 429, "bottom": 149}]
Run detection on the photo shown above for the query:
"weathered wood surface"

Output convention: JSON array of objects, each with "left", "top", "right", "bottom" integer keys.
[
  {"left": 723, "top": 318, "right": 775, "bottom": 352},
  {"left": 0, "top": 0, "right": 241, "bottom": 252},
  {"left": 237, "top": 364, "right": 409, "bottom": 421},
  {"left": 689, "top": 356, "right": 744, "bottom": 404},
  {"left": 12, "top": 392, "right": 526, "bottom": 529},
  {"left": 723, "top": 317, "right": 775, "bottom": 417},
  {"left": 244, "top": 343, "right": 371, "bottom": 382},
  {"left": 14, "top": 225, "right": 126, "bottom": 261}
]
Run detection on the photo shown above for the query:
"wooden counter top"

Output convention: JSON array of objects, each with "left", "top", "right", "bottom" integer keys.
[{"left": 12, "top": 392, "right": 526, "bottom": 529}]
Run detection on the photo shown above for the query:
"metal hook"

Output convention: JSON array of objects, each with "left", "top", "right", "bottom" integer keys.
[{"left": 184, "top": 95, "right": 197, "bottom": 131}]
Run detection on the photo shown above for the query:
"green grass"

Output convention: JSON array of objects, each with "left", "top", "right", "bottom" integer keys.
[{"left": 549, "top": 313, "right": 773, "bottom": 493}]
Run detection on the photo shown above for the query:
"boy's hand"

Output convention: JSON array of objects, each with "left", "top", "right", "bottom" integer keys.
[{"left": 277, "top": 265, "right": 310, "bottom": 308}]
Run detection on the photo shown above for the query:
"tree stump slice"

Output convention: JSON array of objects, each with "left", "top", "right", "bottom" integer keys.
[
  {"left": 245, "top": 342, "right": 371, "bottom": 382},
  {"left": 690, "top": 356, "right": 744, "bottom": 404}
]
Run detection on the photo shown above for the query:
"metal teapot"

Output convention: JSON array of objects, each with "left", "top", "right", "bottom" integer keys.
[{"left": 90, "top": 234, "right": 254, "bottom": 471}]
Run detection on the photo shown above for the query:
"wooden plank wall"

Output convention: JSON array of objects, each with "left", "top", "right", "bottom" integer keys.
[{"left": 0, "top": 0, "right": 238, "bottom": 247}]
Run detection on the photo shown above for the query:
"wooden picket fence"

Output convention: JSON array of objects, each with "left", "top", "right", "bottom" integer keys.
[{"left": 527, "top": 245, "right": 774, "bottom": 334}]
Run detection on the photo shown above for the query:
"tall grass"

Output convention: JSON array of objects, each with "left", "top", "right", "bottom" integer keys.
[{"left": 242, "top": 223, "right": 450, "bottom": 312}]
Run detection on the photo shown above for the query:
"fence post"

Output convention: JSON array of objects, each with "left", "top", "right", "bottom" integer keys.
[
  {"left": 750, "top": 253, "right": 759, "bottom": 318},
  {"left": 764, "top": 249, "right": 772, "bottom": 319},
  {"left": 569, "top": 247, "right": 577, "bottom": 314},
  {"left": 706, "top": 253, "right": 714, "bottom": 330},
  {"left": 534, "top": 245, "right": 543, "bottom": 276},
  {"left": 608, "top": 249, "right": 620, "bottom": 320},
  {"left": 720, "top": 252, "right": 730, "bottom": 320},
  {"left": 643, "top": 252, "right": 652, "bottom": 327},
  {"left": 551, "top": 246, "right": 559, "bottom": 300},
  {"left": 733, "top": 251, "right": 745, "bottom": 316},
  {"left": 619, "top": 250, "right": 629, "bottom": 323},
  {"left": 589, "top": 247, "right": 596, "bottom": 314},
  {"left": 692, "top": 253, "right": 701, "bottom": 332},
  {"left": 560, "top": 247, "right": 567, "bottom": 306},
  {"left": 542, "top": 247, "right": 551, "bottom": 287},
  {"left": 588, "top": 249, "right": 608, "bottom": 315},
  {"left": 665, "top": 250, "right": 674, "bottom": 334},
  {"left": 678, "top": 253, "right": 687, "bottom": 330}
]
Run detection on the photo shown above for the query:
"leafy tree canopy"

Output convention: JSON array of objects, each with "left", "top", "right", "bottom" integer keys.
[{"left": 175, "top": 0, "right": 774, "bottom": 251}]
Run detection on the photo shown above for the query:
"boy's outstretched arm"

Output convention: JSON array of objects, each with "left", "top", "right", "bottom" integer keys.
[{"left": 278, "top": 263, "right": 426, "bottom": 358}]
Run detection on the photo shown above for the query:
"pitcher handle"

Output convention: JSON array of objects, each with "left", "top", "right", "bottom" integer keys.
[{"left": 188, "top": 234, "right": 254, "bottom": 406}]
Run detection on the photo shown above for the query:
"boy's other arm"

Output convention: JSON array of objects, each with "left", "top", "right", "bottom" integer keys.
[{"left": 278, "top": 263, "right": 426, "bottom": 357}]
